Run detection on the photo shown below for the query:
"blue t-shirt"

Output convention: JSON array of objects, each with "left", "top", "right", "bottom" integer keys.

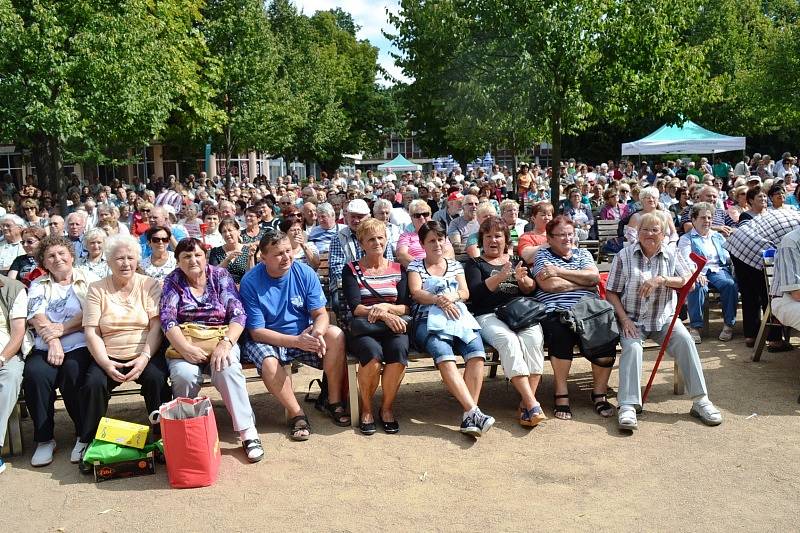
[{"left": 239, "top": 260, "right": 326, "bottom": 335}]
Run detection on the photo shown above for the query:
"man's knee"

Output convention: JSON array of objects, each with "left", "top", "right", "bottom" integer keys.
[{"left": 325, "top": 325, "right": 344, "bottom": 345}]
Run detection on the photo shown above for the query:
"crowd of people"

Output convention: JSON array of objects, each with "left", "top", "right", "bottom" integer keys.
[{"left": 1, "top": 150, "right": 799, "bottom": 475}]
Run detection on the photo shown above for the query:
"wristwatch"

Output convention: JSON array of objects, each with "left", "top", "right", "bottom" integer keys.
[{"left": 222, "top": 336, "right": 234, "bottom": 346}]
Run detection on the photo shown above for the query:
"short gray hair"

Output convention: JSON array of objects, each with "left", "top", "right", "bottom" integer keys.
[
  {"left": 1, "top": 214, "right": 25, "bottom": 227},
  {"left": 317, "top": 202, "right": 335, "bottom": 217},
  {"left": 691, "top": 202, "right": 715, "bottom": 220},
  {"left": 373, "top": 198, "right": 394, "bottom": 213},
  {"left": 104, "top": 234, "right": 142, "bottom": 261},
  {"left": 639, "top": 187, "right": 660, "bottom": 202}
]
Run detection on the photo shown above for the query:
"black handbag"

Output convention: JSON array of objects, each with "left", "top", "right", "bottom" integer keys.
[
  {"left": 495, "top": 296, "right": 548, "bottom": 331},
  {"left": 348, "top": 262, "right": 410, "bottom": 337}
]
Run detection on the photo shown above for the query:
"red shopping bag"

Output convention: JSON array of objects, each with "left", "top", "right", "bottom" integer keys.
[
  {"left": 157, "top": 397, "right": 221, "bottom": 489},
  {"left": 597, "top": 272, "right": 609, "bottom": 299}
]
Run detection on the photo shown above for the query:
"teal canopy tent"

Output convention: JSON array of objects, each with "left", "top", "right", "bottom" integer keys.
[
  {"left": 377, "top": 154, "right": 422, "bottom": 172},
  {"left": 621, "top": 121, "right": 745, "bottom": 156}
]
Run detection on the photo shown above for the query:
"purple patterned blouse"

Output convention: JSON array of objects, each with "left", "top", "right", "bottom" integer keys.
[{"left": 159, "top": 264, "right": 247, "bottom": 332}]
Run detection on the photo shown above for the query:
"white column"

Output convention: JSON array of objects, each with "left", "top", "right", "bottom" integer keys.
[
  {"left": 208, "top": 153, "right": 217, "bottom": 178},
  {"left": 248, "top": 151, "right": 257, "bottom": 180}
]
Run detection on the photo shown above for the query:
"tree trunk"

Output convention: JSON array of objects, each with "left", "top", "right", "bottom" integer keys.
[
  {"left": 225, "top": 123, "right": 233, "bottom": 189},
  {"left": 549, "top": 109, "right": 562, "bottom": 207},
  {"left": 31, "top": 133, "right": 67, "bottom": 215}
]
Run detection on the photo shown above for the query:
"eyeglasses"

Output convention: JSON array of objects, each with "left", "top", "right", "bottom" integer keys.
[
  {"left": 150, "top": 237, "right": 170, "bottom": 243},
  {"left": 550, "top": 233, "right": 574, "bottom": 239},
  {"left": 464, "top": 202, "right": 479, "bottom": 206},
  {"left": 23, "top": 239, "right": 39, "bottom": 245},
  {"left": 24, "top": 207, "right": 36, "bottom": 211},
  {"left": 287, "top": 213, "right": 303, "bottom": 218},
  {"left": 639, "top": 228, "right": 662, "bottom": 235},
  {"left": 412, "top": 212, "right": 431, "bottom": 219}
]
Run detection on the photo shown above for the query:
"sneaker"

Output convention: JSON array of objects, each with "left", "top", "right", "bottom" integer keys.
[
  {"left": 242, "top": 439, "right": 264, "bottom": 463},
  {"left": 689, "top": 328, "right": 702, "bottom": 344},
  {"left": 0, "top": 456, "right": 6, "bottom": 474},
  {"left": 474, "top": 410, "right": 495, "bottom": 436},
  {"left": 718, "top": 325, "right": 733, "bottom": 342},
  {"left": 70, "top": 439, "right": 89, "bottom": 464},
  {"left": 31, "top": 440, "right": 57, "bottom": 467},
  {"left": 459, "top": 412, "right": 482, "bottom": 437},
  {"left": 617, "top": 405, "right": 638, "bottom": 430},
  {"left": 690, "top": 399, "right": 723, "bottom": 426}
]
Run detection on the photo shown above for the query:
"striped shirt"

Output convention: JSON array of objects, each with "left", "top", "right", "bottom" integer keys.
[
  {"left": 606, "top": 243, "right": 692, "bottom": 330},
  {"left": 724, "top": 210, "right": 800, "bottom": 270},
  {"left": 342, "top": 261, "right": 406, "bottom": 308},
  {"left": 532, "top": 247, "right": 597, "bottom": 311},
  {"left": 679, "top": 206, "right": 736, "bottom": 229},
  {"left": 771, "top": 227, "right": 800, "bottom": 297},
  {"left": 408, "top": 258, "right": 464, "bottom": 318}
]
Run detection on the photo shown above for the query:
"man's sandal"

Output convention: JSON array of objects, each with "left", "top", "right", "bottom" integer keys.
[
  {"left": 288, "top": 415, "right": 311, "bottom": 441},
  {"left": 520, "top": 405, "right": 547, "bottom": 427},
  {"left": 326, "top": 402, "right": 351, "bottom": 427},
  {"left": 553, "top": 394, "right": 572, "bottom": 420},
  {"left": 591, "top": 392, "right": 615, "bottom": 418}
]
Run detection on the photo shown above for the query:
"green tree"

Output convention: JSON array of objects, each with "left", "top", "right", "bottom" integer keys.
[
  {"left": 391, "top": 0, "right": 711, "bottom": 201},
  {"left": 0, "top": 0, "right": 215, "bottom": 212}
]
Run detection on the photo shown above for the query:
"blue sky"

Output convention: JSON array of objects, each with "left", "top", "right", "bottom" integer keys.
[{"left": 293, "top": 0, "right": 407, "bottom": 85}]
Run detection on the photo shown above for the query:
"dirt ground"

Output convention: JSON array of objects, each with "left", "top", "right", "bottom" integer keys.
[{"left": 3, "top": 317, "right": 800, "bottom": 533}]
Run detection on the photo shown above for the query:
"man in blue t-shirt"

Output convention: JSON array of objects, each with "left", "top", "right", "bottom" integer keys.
[{"left": 240, "top": 231, "right": 349, "bottom": 440}]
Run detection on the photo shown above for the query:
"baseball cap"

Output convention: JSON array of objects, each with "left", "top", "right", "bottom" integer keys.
[
  {"left": 747, "top": 175, "right": 762, "bottom": 184},
  {"left": 347, "top": 199, "right": 370, "bottom": 215},
  {"left": 447, "top": 192, "right": 464, "bottom": 202}
]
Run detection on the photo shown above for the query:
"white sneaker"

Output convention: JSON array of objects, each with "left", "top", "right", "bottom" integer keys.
[
  {"left": 690, "top": 399, "right": 723, "bottom": 426},
  {"left": 689, "top": 328, "right": 702, "bottom": 344},
  {"left": 718, "top": 325, "right": 733, "bottom": 342},
  {"left": 31, "top": 440, "right": 57, "bottom": 467},
  {"left": 70, "top": 439, "right": 89, "bottom": 464},
  {"left": 617, "top": 405, "right": 638, "bottom": 430}
]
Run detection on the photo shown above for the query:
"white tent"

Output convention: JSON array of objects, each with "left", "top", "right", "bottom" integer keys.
[{"left": 621, "top": 120, "right": 746, "bottom": 156}]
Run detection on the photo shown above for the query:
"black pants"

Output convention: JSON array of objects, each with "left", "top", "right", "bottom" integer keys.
[
  {"left": 348, "top": 331, "right": 409, "bottom": 367},
  {"left": 23, "top": 347, "right": 92, "bottom": 442},
  {"left": 79, "top": 355, "right": 171, "bottom": 443},
  {"left": 732, "top": 256, "right": 782, "bottom": 341}
]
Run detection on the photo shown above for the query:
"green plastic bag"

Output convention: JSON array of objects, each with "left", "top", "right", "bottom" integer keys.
[{"left": 82, "top": 438, "right": 164, "bottom": 465}]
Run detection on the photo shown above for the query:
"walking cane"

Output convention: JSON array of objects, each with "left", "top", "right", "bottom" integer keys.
[{"left": 641, "top": 252, "right": 707, "bottom": 404}]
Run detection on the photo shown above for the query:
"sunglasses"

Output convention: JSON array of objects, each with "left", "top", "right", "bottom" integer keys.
[
  {"left": 150, "top": 237, "right": 170, "bottom": 243},
  {"left": 412, "top": 212, "right": 431, "bottom": 219},
  {"left": 288, "top": 213, "right": 303, "bottom": 218},
  {"left": 23, "top": 239, "right": 39, "bottom": 245},
  {"left": 142, "top": 209, "right": 151, "bottom": 213}
]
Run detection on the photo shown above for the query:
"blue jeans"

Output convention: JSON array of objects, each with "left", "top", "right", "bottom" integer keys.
[
  {"left": 414, "top": 320, "right": 486, "bottom": 365},
  {"left": 687, "top": 268, "right": 738, "bottom": 328}
]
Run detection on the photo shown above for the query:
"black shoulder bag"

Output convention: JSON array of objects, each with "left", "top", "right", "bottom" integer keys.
[{"left": 349, "top": 262, "right": 411, "bottom": 337}]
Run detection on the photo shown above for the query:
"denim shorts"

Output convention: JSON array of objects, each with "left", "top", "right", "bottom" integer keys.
[{"left": 414, "top": 320, "right": 486, "bottom": 365}]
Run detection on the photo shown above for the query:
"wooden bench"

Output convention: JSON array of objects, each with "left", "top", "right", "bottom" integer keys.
[
  {"left": 752, "top": 252, "right": 792, "bottom": 361},
  {"left": 596, "top": 219, "right": 621, "bottom": 263}
]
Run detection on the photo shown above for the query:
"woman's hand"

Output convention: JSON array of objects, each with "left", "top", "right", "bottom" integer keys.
[
  {"left": 121, "top": 354, "right": 150, "bottom": 382},
  {"left": 621, "top": 317, "right": 640, "bottom": 339},
  {"left": 513, "top": 261, "right": 529, "bottom": 283},
  {"left": 46, "top": 340, "right": 64, "bottom": 367},
  {"left": 382, "top": 313, "right": 407, "bottom": 333},
  {"left": 638, "top": 276, "right": 662, "bottom": 298},
  {"left": 181, "top": 344, "right": 210, "bottom": 364},
  {"left": 223, "top": 249, "right": 241, "bottom": 265},
  {"left": 440, "top": 301, "right": 461, "bottom": 319},
  {"left": 103, "top": 359, "right": 130, "bottom": 383},
  {"left": 209, "top": 340, "right": 232, "bottom": 372},
  {"left": 39, "top": 323, "right": 64, "bottom": 343},
  {"left": 367, "top": 303, "right": 392, "bottom": 323},
  {"left": 696, "top": 273, "right": 708, "bottom": 287}
]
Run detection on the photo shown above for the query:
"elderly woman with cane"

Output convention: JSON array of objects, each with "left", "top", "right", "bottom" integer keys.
[{"left": 604, "top": 212, "right": 723, "bottom": 430}]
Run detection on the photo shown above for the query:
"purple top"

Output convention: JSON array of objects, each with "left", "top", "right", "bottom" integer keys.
[{"left": 159, "top": 264, "right": 247, "bottom": 332}]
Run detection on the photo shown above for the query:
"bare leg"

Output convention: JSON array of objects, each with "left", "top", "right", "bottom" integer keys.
[
  {"left": 462, "top": 358, "right": 485, "bottom": 404},
  {"left": 260, "top": 358, "right": 302, "bottom": 417},
  {"left": 550, "top": 357, "right": 573, "bottom": 420},
  {"left": 357, "top": 359, "right": 381, "bottom": 423},
  {"left": 322, "top": 326, "right": 346, "bottom": 405},
  {"left": 511, "top": 375, "right": 536, "bottom": 410},
  {"left": 438, "top": 361, "right": 477, "bottom": 411},
  {"left": 379, "top": 363, "right": 405, "bottom": 421}
]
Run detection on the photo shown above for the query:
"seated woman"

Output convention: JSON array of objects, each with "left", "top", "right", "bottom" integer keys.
[
  {"left": 562, "top": 188, "right": 594, "bottom": 241},
  {"left": 408, "top": 221, "right": 495, "bottom": 437},
  {"left": 465, "top": 203, "right": 501, "bottom": 258},
  {"left": 464, "top": 217, "right": 546, "bottom": 427},
  {"left": 241, "top": 206, "right": 266, "bottom": 245},
  {"left": 396, "top": 199, "right": 454, "bottom": 268},
  {"left": 278, "top": 216, "right": 320, "bottom": 270},
  {"left": 599, "top": 188, "right": 630, "bottom": 221},
  {"left": 625, "top": 187, "right": 678, "bottom": 249},
  {"left": 23, "top": 236, "right": 98, "bottom": 467},
  {"left": 342, "top": 218, "right": 409, "bottom": 435},
  {"left": 518, "top": 202, "right": 553, "bottom": 265},
  {"left": 140, "top": 226, "right": 177, "bottom": 283},
  {"left": 209, "top": 218, "right": 257, "bottom": 284},
  {"left": 605, "top": 213, "right": 722, "bottom": 430},
  {"left": 9, "top": 226, "right": 46, "bottom": 287},
  {"left": 77, "top": 227, "right": 110, "bottom": 279},
  {"left": 532, "top": 216, "right": 616, "bottom": 420},
  {"left": 160, "top": 238, "right": 263, "bottom": 463},
  {"left": 677, "top": 202, "right": 739, "bottom": 343},
  {"left": 80, "top": 235, "right": 171, "bottom": 462},
  {"left": 0, "top": 274, "right": 33, "bottom": 474},
  {"left": 738, "top": 186, "right": 767, "bottom": 222}
]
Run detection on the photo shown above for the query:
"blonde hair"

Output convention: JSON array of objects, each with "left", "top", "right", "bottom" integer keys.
[{"left": 355, "top": 217, "right": 387, "bottom": 244}]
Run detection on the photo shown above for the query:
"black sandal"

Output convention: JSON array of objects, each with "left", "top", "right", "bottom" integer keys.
[
  {"left": 591, "top": 392, "right": 615, "bottom": 418},
  {"left": 288, "top": 415, "right": 311, "bottom": 441},
  {"left": 553, "top": 393, "right": 572, "bottom": 420},
  {"left": 326, "top": 402, "right": 351, "bottom": 427},
  {"left": 378, "top": 413, "right": 400, "bottom": 434},
  {"left": 359, "top": 419, "right": 377, "bottom": 436}
]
